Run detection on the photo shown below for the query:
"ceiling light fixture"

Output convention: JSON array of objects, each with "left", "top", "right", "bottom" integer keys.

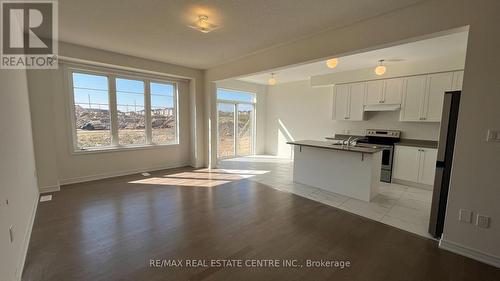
[
  {"left": 268, "top": 73, "right": 277, "bottom": 86},
  {"left": 374, "top": 59, "right": 387, "bottom": 76},
  {"left": 189, "top": 15, "right": 217, "bottom": 33},
  {"left": 326, "top": 58, "right": 339, "bottom": 69}
]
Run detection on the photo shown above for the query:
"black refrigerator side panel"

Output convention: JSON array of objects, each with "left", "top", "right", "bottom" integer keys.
[{"left": 428, "top": 91, "right": 461, "bottom": 238}]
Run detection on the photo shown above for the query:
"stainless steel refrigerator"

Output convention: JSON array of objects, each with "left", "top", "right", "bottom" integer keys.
[{"left": 428, "top": 91, "right": 461, "bottom": 238}]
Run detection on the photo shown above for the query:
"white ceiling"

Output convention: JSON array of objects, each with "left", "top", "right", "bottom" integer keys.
[
  {"left": 57, "top": 0, "right": 425, "bottom": 69},
  {"left": 238, "top": 31, "right": 469, "bottom": 85}
]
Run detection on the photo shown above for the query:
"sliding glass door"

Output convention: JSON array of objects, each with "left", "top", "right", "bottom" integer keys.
[
  {"left": 237, "top": 103, "right": 254, "bottom": 156},
  {"left": 217, "top": 103, "right": 236, "bottom": 158},
  {"left": 217, "top": 89, "right": 255, "bottom": 159}
]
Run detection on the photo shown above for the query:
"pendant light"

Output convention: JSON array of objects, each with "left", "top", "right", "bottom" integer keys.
[
  {"left": 374, "top": 59, "right": 386, "bottom": 76},
  {"left": 326, "top": 58, "right": 339, "bottom": 69},
  {"left": 268, "top": 73, "right": 277, "bottom": 86}
]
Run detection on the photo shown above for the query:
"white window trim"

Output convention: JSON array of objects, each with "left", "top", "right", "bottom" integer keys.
[
  {"left": 215, "top": 88, "right": 257, "bottom": 159},
  {"left": 64, "top": 63, "right": 181, "bottom": 154}
]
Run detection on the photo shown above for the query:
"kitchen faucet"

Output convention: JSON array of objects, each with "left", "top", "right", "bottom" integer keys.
[
  {"left": 344, "top": 136, "right": 353, "bottom": 147},
  {"left": 343, "top": 136, "right": 359, "bottom": 147}
]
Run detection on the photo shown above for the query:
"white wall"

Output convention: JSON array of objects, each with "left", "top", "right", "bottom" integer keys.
[
  {"left": 205, "top": 0, "right": 500, "bottom": 265},
  {"left": 27, "top": 42, "right": 205, "bottom": 189},
  {"left": 265, "top": 80, "right": 440, "bottom": 157},
  {"left": 215, "top": 79, "right": 267, "bottom": 155},
  {"left": 0, "top": 69, "right": 39, "bottom": 281}
]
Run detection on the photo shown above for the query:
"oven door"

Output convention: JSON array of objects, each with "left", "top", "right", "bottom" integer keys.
[{"left": 380, "top": 146, "right": 394, "bottom": 170}]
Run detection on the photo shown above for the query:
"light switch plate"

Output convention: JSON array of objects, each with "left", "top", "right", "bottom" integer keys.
[
  {"left": 476, "top": 214, "right": 490, "bottom": 228},
  {"left": 487, "top": 130, "right": 500, "bottom": 142},
  {"left": 459, "top": 209, "right": 472, "bottom": 223}
]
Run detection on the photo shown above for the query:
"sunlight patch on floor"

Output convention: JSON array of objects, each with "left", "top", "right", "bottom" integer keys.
[
  {"left": 129, "top": 168, "right": 270, "bottom": 187},
  {"left": 129, "top": 177, "right": 231, "bottom": 187}
]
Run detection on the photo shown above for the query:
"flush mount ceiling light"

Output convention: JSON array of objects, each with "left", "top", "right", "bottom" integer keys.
[
  {"left": 189, "top": 15, "right": 218, "bottom": 33},
  {"left": 268, "top": 73, "right": 277, "bottom": 86},
  {"left": 326, "top": 58, "right": 339, "bottom": 69},
  {"left": 374, "top": 59, "right": 387, "bottom": 76}
]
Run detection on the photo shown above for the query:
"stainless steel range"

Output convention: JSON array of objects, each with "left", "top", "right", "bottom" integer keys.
[{"left": 357, "top": 129, "right": 401, "bottom": 183}]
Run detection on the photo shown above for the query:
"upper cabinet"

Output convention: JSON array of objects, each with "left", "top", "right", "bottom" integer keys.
[
  {"left": 400, "top": 72, "right": 453, "bottom": 122},
  {"left": 333, "top": 84, "right": 350, "bottom": 120},
  {"left": 333, "top": 82, "right": 366, "bottom": 121},
  {"left": 333, "top": 70, "right": 462, "bottom": 122},
  {"left": 365, "top": 80, "right": 384, "bottom": 105},
  {"left": 425, "top": 72, "right": 453, "bottom": 122},
  {"left": 364, "top": 78, "right": 403, "bottom": 105}
]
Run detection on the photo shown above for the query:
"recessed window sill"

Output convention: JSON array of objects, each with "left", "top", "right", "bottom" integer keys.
[{"left": 72, "top": 143, "right": 180, "bottom": 155}]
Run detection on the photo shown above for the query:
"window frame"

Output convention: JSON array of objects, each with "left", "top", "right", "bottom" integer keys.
[{"left": 65, "top": 64, "right": 180, "bottom": 154}]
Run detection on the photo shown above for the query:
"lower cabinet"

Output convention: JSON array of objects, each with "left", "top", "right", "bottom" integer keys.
[{"left": 392, "top": 145, "right": 437, "bottom": 186}]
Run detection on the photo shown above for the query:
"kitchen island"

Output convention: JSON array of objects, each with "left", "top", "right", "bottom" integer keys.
[{"left": 287, "top": 140, "right": 384, "bottom": 202}]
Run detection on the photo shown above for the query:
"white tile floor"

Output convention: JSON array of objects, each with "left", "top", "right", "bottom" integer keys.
[{"left": 218, "top": 155, "right": 434, "bottom": 239}]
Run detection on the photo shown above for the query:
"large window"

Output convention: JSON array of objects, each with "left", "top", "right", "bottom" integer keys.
[
  {"left": 151, "top": 82, "right": 177, "bottom": 144},
  {"left": 116, "top": 78, "right": 146, "bottom": 145},
  {"left": 69, "top": 68, "right": 179, "bottom": 151}
]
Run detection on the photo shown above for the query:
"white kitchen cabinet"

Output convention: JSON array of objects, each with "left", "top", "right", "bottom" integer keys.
[
  {"left": 400, "top": 75, "right": 427, "bottom": 121},
  {"left": 419, "top": 148, "right": 438, "bottom": 185},
  {"left": 333, "top": 82, "right": 365, "bottom": 121},
  {"left": 365, "top": 80, "right": 384, "bottom": 105},
  {"left": 452, "top": 70, "right": 464, "bottom": 91},
  {"left": 393, "top": 145, "right": 437, "bottom": 186},
  {"left": 349, "top": 82, "right": 366, "bottom": 121},
  {"left": 400, "top": 72, "right": 453, "bottom": 122},
  {"left": 425, "top": 72, "right": 453, "bottom": 122},
  {"left": 364, "top": 78, "right": 403, "bottom": 105},
  {"left": 393, "top": 145, "right": 420, "bottom": 182},
  {"left": 333, "top": 84, "right": 350, "bottom": 120}
]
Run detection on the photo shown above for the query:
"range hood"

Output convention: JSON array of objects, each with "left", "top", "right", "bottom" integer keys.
[{"left": 364, "top": 104, "right": 401, "bottom": 112}]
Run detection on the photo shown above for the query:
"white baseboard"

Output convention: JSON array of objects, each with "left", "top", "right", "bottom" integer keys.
[
  {"left": 59, "top": 162, "right": 190, "bottom": 185},
  {"left": 439, "top": 239, "right": 500, "bottom": 268},
  {"left": 392, "top": 178, "right": 433, "bottom": 190},
  {"left": 16, "top": 190, "right": 39, "bottom": 281},
  {"left": 39, "top": 184, "right": 60, "bottom": 193}
]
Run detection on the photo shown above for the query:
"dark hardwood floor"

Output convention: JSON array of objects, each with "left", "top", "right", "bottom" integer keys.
[{"left": 22, "top": 167, "right": 500, "bottom": 281}]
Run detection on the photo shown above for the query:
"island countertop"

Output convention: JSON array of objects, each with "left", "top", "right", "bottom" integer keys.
[{"left": 287, "top": 140, "right": 385, "bottom": 154}]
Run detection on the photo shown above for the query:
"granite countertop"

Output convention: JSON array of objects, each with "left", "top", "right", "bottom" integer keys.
[
  {"left": 396, "top": 139, "right": 438, "bottom": 149},
  {"left": 287, "top": 140, "right": 385, "bottom": 154}
]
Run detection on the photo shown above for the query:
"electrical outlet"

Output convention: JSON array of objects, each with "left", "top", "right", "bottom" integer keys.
[
  {"left": 40, "top": 195, "right": 52, "bottom": 202},
  {"left": 486, "top": 130, "right": 500, "bottom": 142},
  {"left": 476, "top": 214, "right": 490, "bottom": 228},
  {"left": 459, "top": 209, "right": 472, "bottom": 223}
]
